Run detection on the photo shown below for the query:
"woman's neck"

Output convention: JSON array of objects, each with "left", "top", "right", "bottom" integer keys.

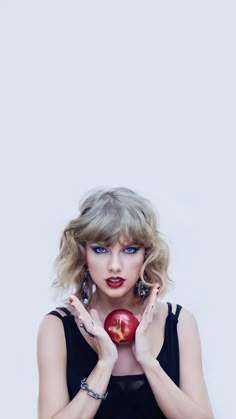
[{"left": 90, "top": 290, "right": 145, "bottom": 319}]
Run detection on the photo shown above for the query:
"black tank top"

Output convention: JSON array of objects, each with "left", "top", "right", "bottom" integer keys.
[{"left": 47, "top": 302, "right": 182, "bottom": 419}]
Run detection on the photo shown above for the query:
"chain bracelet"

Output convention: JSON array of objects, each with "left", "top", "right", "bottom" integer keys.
[{"left": 80, "top": 378, "right": 108, "bottom": 400}]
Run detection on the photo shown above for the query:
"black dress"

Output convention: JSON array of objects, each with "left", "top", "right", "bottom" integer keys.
[{"left": 47, "top": 302, "right": 182, "bottom": 419}]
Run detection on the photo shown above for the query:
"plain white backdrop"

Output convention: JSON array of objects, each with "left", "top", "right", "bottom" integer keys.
[{"left": 0, "top": 2, "right": 235, "bottom": 418}]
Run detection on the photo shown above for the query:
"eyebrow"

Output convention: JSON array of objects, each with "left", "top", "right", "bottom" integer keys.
[{"left": 89, "top": 242, "right": 141, "bottom": 248}]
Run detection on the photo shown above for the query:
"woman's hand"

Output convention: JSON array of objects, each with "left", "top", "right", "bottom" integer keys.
[
  {"left": 132, "top": 284, "right": 160, "bottom": 366},
  {"left": 69, "top": 296, "right": 118, "bottom": 366}
]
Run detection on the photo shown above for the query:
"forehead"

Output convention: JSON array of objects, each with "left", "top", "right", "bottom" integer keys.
[
  {"left": 117, "top": 234, "right": 136, "bottom": 246},
  {"left": 89, "top": 234, "right": 138, "bottom": 247}
]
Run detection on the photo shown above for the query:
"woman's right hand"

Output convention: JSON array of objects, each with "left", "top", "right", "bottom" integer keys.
[{"left": 69, "top": 295, "right": 118, "bottom": 366}]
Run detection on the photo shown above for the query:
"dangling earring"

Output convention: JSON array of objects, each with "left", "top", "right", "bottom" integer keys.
[
  {"left": 81, "top": 279, "right": 89, "bottom": 305},
  {"left": 134, "top": 275, "right": 151, "bottom": 303},
  {"left": 81, "top": 267, "right": 95, "bottom": 305}
]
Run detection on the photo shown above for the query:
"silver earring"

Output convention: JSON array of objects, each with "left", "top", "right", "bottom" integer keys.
[
  {"left": 82, "top": 280, "right": 89, "bottom": 305},
  {"left": 134, "top": 275, "right": 151, "bottom": 303},
  {"left": 82, "top": 268, "right": 96, "bottom": 305},
  {"left": 82, "top": 268, "right": 91, "bottom": 305}
]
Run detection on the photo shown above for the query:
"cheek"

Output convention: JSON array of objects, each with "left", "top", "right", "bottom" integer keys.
[
  {"left": 128, "top": 255, "right": 144, "bottom": 272},
  {"left": 85, "top": 249, "right": 96, "bottom": 270},
  {"left": 86, "top": 253, "right": 105, "bottom": 274}
]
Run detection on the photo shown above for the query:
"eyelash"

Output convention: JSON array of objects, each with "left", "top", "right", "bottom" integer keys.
[{"left": 91, "top": 246, "right": 139, "bottom": 254}]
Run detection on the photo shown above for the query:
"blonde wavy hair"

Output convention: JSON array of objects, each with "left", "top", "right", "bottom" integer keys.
[{"left": 53, "top": 187, "right": 173, "bottom": 303}]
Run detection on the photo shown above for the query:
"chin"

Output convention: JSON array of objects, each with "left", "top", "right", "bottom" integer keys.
[{"left": 104, "top": 288, "right": 134, "bottom": 300}]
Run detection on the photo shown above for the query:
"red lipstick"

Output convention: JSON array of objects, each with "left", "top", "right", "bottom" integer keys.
[{"left": 105, "top": 276, "right": 126, "bottom": 288}]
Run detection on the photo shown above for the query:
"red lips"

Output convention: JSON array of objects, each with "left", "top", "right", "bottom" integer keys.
[{"left": 105, "top": 276, "right": 126, "bottom": 288}]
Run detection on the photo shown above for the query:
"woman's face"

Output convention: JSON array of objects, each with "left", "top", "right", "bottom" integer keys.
[{"left": 85, "top": 237, "right": 145, "bottom": 300}]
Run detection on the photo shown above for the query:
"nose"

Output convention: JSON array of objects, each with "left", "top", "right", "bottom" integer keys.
[{"left": 107, "top": 251, "right": 123, "bottom": 274}]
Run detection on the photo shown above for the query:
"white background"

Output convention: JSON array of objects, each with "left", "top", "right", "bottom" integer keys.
[{"left": 0, "top": 2, "right": 235, "bottom": 418}]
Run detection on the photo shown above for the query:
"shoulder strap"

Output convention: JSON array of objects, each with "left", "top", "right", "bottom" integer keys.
[
  {"left": 166, "top": 302, "right": 182, "bottom": 320},
  {"left": 175, "top": 304, "right": 182, "bottom": 320},
  {"left": 46, "top": 306, "right": 72, "bottom": 320},
  {"left": 46, "top": 310, "right": 64, "bottom": 320},
  {"left": 56, "top": 306, "right": 72, "bottom": 316},
  {"left": 167, "top": 302, "right": 172, "bottom": 315}
]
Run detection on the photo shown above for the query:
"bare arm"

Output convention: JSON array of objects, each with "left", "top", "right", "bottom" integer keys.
[
  {"left": 37, "top": 311, "right": 117, "bottom": 419},
  {"left": 137, "top": 308, "right": 214, "bottom": 419}
]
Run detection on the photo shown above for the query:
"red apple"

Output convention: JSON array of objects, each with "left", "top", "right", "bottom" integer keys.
[{"left": 104, "top": 309, "right": 140, "bottom": 344}]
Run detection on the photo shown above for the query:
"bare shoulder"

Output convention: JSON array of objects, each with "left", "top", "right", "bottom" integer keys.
[
  {"left": 155, "top": 300, "right": 180, "bottom": 319},
  {"left": 38, "top": 311, "right": 65, "bottom": 337},
  {"left": 178, "top": 305, "right": 197, "bottom": 321},
  {"left": 175, "top": 307, "right": 214, "bottom": 417},
  {"left": 38, "top": 308, "right": 69, "bottom": 336},
  {"left": 37, "top": 313, "right": 69, "bottom": 419},
  {"left": 155, "top": 301, "right": 202, "bottom": 353},
  {"left": 156, "top": 300, "right": 198, "bottom": 325},
  {"left": 177, "top": 306, "right": 200, "bottom": 343},
  {"left": 37, "top": 313, "right": 67, "bottom": 364}
]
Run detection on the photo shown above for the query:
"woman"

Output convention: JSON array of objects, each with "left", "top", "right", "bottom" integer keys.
[{"left": 37, "top": 187, "right": 214, "bottom": 419}]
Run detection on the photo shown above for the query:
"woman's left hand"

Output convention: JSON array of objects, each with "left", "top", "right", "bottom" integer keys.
[{"left": 132, "top": 284, "right": 160, "bottom": 366}]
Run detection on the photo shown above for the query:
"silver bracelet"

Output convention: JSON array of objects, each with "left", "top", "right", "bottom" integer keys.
[{"left": 80, "top": 378, "right": 108, "bottom": 400}]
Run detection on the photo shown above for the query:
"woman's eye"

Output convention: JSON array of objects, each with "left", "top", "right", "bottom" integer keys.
[
  {"left": 92, "top": 246, "right": 107, "bottom": 254},
  {"left": 124, "top": 247, "right": 139, "bottom": 254}
]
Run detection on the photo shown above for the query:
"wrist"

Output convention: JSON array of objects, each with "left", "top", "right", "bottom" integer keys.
[
  {"left": 138, "top": 357, "right": 161, "bottom": 371},
  {"left": 80, "top": 377, "right": 108, "bottom": 400},
  {"left": 97, "top": 358, "right": 117, "bottom": 371}
]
